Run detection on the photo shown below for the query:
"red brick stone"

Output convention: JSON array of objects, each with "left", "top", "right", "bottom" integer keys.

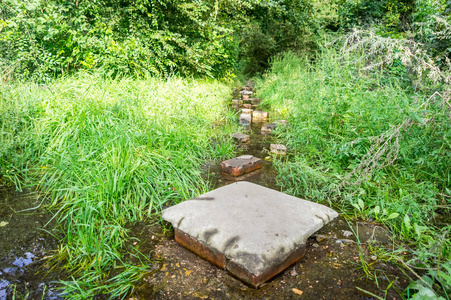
[
  {"left": 174, "top": 228, "right": 226, "bottom": 268},
  {"left": 221, "top": 155, "right": 262, "bottom": 176}
]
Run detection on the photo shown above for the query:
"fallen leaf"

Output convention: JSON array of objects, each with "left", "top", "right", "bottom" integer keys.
[
  {"left": 292, "top": 288, "right": 303, "bottom": 296},
  {"left": 0, "top": 221, "right": 8, "bottom": 227},
  {"left": 160, "top": 264, "right": 167, "bottom": 271},
  {"left": 185, "top": 270, "right": 192, "bottom": 276}
]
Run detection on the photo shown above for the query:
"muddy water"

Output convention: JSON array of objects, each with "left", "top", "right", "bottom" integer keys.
[{"left": 0, "top": 187, "right": 64, "bottom": 299}]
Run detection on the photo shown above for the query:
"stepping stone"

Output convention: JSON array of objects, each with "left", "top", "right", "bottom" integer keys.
[
  {"left": 239, "top": 113, "right": 251, "bottom": 125},
  {"left": 242, "top": 94, "right": 250, "bottom": 101},
  {"left": 162, "top": 181, "right": 338, "bottom": 288},
  {"left": 270, "top": 144, "right": 287, "bottom": 155},
  {"left": 241, "top": 86, "right": 253, "bottom": 91},
  {"left": 252, "top": 111, "right": 269, "bottom": 121},
  {"left": 241, "top": 108, "right": 253, "bottom": 114},
  {"left": 261, "top": 123, "right": 277, "bottom": 135},
  {"left": 232, "top": 132, "right": 250, "bottom": 143},
  {"left": 243, "top": 103, "right": 252, "bottom": 109},
  {"left": 240, "top": 90, "right": 253, "bottom": 96},
  {"left": 232, "top": 99, "right": 243, "bottom": 106},
  {"left": 221, "top": 155, "right": 261, "bottom": 176},
  {"left": 250, "top": 98, "right": 261, "bottom": 106}
]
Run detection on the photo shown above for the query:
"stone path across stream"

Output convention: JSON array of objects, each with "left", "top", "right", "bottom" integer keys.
[{"left": 132, "top": 84, "right": 413, "bottom": 299}]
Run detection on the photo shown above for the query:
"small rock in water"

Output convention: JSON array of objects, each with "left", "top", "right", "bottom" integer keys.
[
  {"left": 240, "top": 90, "right": 253, "bottom": 95},
  {"left": 232, "top": 99, "right": 243, "bottom": 107},
  {"left": 239, "top": 113, "right": 251, "bottom": 125},
  {"left": 241, "top": 108, "right": 253, "bottom": 114},
  {"left": 270, "top": 144, "right": 287, "bottom": 155},
  {"left": 315, "top": 235, "right": 325, "bottom": 243},
  {"left": 250, "top": 98, "right": 261, "bottom": 106},
  {"left": 261, "top": 123, "right": 277, "bottom": 135},
  {"left": 252, "top": 110, "right": 269, "bottom": 121},
  {"left": 342, "top": 230, "right": 353, "bottom": 237},
  {"left": 232, "top": 132, "right": 250, "bottom": 143}
]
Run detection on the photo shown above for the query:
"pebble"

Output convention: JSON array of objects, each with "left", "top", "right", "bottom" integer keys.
[{"left": 370, "top": 255, "right": 377, "bottom": 261}]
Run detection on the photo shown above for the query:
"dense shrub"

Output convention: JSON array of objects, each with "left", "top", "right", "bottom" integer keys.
[{"left": 0, "top": 0, "right": 316, "bottom": 80}]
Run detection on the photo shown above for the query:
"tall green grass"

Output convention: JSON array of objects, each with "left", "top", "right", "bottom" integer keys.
[
  {"left": 257, "top": 50, "right": 450, "bottom": 297},
  {"left": 0, "top": 73, "right": 237, "bottom": 298}
]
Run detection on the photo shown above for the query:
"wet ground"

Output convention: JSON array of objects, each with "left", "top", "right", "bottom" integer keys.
[
  {"left": 131, "top": 218, "right": 411, "bottom": 299},
  {"left": 0, "top": 187, "right": 64, "bottom": 299}
]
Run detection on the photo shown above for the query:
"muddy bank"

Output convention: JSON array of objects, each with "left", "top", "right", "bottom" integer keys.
[
  {"left": 131, "top": 217, "right": 411, "bottom": 299},
  {"left": 0, "top": 187, "right": 64, "bottom": 299}
]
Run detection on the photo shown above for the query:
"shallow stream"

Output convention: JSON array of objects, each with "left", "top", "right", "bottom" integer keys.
[{"left": 0, "top": 187, "right": 64, "bottom": 299}]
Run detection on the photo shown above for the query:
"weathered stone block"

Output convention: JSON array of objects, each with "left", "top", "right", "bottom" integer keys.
[
  {"left": 241, "top": 108, "right": 253, "bottom": 115},
  {"left": 240, "top": 90, "right": 253, "bottom": 96},
  {"left": 232, "top": 99, "right": 243, "bottom": 106},
  {"left": 220, "top": 155, "right": 262, "bottom": 177},
  {"left": 162, "top": 182, "right": 338, "bottom": 288},
  {"left": 250, "top": 98, "right": 261, "bottom": 106},
  {"left": 232, "top": 132, "right": 250, "bottom": 143},
  {"left": 270, "top": 144, "right": 287, "bottom": 155},
  {"left": 242, "top": 94, "right": 249, "bottom": 101},
  {"left": 252, "top": 111, "right": 269, "bottom": 121},
  {"left": 261, "top": 123, "right": 277, "bottom": 135},
  {"left": 239, "top": 113, "right": 251, "bottom": 125},
  {"left": 243, "top": 103, "right": 252, "bottom": 109}
]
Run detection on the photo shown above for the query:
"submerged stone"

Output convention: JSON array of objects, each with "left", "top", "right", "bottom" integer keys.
[
  {"left": 261, "top": 123, "right": 277, "bottom": 135},
  {"left": 162, "top": 181, "right": 338, "bottom": 287},
  {"left": 232, "top": 133, "right": 250, "bottom": 143},
  {"left": 250, "top": 98, "right": 261, "bottom": 106},
  {"left": 253, "top": 111, "right": 269, "bottom": 121},
  {"left": 241, "top": 108, "right": 253, "bottom": 114},
  {"left": 221, "top": 155, "right": 261, "bottom": 177},
  {"left": 240, "top": 90, "right": 253, "bottom": 96},
  {"left": 239, "top": 114, "right": 251, "bottom": 125},
  {"left": 232, "top": 99, "right": 243, "bottom": 106}
]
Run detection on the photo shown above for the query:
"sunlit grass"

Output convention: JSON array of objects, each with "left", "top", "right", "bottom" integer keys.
[
  {"left": 0, "top": 72, "right": 238, "bottom": 297},
  {"left": 257, "top": 50, "right": 451, "bottom": 297}
]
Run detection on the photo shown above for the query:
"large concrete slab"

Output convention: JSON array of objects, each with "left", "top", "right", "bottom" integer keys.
[{"left": 162, "top": 182, "right": 338, "bottom": 287}]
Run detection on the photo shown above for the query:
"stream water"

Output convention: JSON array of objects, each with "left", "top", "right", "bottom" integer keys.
[{"left": 0, "top": 187, "right": 64, "bottom": 299}]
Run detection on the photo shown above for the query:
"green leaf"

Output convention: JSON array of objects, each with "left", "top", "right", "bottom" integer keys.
[{"left": 387, "top": 213, "right": 399, "bottom": 220}]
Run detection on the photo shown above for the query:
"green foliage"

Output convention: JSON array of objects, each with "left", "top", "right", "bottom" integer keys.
[
  {"left": 0, "top": 0, "right": 316, "bottom": 80},
  {"left": 0, "top": 73, "right": 237, "bottom": 297},
  {"left": 257, "top": 47, "right": 450, "bottom": 297}
]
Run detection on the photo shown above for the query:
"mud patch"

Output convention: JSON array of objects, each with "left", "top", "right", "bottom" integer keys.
[{"left": 132, "top": 217, "right": 411, "bottom": 299}]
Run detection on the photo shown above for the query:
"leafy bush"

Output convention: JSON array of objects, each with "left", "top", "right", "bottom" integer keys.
[{"left": 0, "top": 0, "right": 316, "bottom": 80}]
